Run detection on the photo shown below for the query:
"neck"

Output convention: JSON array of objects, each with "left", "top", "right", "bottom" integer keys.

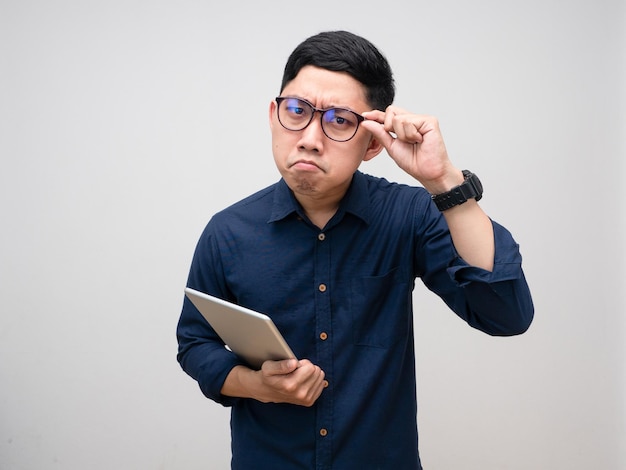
[
  {"left": 289, "top": 176, "right": 352, "bottom": 229},
  {"left": 294, "top": 191, "right": 344, "bottom": 230},
  {"left": 304, "top": 208, "right": 337, "bottom": 230}
]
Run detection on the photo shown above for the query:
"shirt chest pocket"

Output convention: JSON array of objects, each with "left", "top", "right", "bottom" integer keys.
[{"left": 350, "top": 267, "right": 412, "bottom": 349}]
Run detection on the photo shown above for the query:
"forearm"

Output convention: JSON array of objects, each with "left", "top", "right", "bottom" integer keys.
[
  {"left": 221, "top": 365, "right": 262, "bottom": 400},
  {"left": 442, "top": 199, "right": 494, "bottom": 271},
  {"left": 421, "top": 167, "right": 494, "bottom": 271}
]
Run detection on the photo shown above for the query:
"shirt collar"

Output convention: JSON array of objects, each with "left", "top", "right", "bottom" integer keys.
[{"left": 267, "top": 171, "right": 371, "bottom": 225}]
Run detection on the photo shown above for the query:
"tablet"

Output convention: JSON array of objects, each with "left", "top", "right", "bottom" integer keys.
[{"left": 184, "top": 287, "right": 296, "bottom": 369}]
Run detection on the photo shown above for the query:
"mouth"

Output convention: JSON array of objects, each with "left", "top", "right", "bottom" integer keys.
[{"left": 290, "top": 159, "right": 322, "bottom": 172}]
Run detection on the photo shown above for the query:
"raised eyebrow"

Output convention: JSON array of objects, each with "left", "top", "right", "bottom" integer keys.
[
  {"left": 320, "top": 101, "right": 359, "bottom": 112},
  {"left": 283, "top": 96, "right": 358, "bottom": 113},
  {"left": 282, "top": 96, "right": 314, "bottom": 106}
]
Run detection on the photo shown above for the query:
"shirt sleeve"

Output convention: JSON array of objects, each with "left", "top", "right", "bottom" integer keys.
[
  {"left": 176, "top": 220, "right": 245, "bottom": 406},
  {"left": 415, "top": 198, "right": 534, "bottom": 336}
]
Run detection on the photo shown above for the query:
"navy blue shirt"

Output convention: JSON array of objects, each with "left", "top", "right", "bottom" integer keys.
[{"left": 177, "top": 171, "right": 533, "bottom": 469}]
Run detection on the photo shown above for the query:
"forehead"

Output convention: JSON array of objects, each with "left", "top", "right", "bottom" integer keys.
[{"left": 281, "top": 65, "right": 369, "bottom": 109}]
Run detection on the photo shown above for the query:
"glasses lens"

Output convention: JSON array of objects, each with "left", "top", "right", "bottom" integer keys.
[
  {"left": 321, "top": 109, "right": 361, "bottom": 141},
  {"left": 278, "top": 98, "right": 313, "bottom": 130}
]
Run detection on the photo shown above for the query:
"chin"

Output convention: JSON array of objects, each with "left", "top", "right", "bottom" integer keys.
[{"left": 287, "top": 175, "right": 318, "bottom": 194}]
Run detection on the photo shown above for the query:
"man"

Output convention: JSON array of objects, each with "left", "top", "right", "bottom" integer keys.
[{"left": 177, "top": 30, "right": 533, "bottom": 469}]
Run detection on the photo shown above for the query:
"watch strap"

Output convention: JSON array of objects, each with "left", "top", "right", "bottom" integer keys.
[{"left": 431, "top": 170, "right": 483, "bottom": 211}]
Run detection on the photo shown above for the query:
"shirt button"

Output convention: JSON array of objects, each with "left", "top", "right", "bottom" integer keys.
[
  {"left": 318, "top": 233, "right": 326, "bottom": 241},
  {"left": 319, "top": 332, "right": 328, "bottom": 341},
  {"left": 318, "top": 284, "right": 327, "bottom": 292},
  {"left": 323, "top": 380, "right": 329, "bottom": 388},
  {"left": 320, "top": 428, "right": 328, "bottom": 437}
]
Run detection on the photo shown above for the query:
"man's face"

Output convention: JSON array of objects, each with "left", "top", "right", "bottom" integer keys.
[{"left": 269, "top": 65, "right": 382, "bottom": 203}]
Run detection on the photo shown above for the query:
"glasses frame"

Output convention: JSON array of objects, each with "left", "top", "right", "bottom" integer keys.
[{"left": 275, "top": 96, "right": 365, "bottom": 142}]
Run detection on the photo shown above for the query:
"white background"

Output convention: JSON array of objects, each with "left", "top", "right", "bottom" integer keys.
[{"left": 1, "top": 1, "right": 624, "bottom": 469}]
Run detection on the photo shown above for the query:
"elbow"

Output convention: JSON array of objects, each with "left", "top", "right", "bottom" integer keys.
[
  {"left": 465, "top": 279, "right": 535, "bottom": 336},
  {"left": 501, "top": 279, "right": 535, "bottom": 336},
  {"left": 470, "top": 305, "right": 534, "bottom": 337},
  {"left": 495, "top": 305, "right": 534, "bottom": 336}
]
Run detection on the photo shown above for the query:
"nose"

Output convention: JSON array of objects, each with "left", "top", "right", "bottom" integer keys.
[{"left": 297, "top": 112, "right": 325, "bottom": 152}]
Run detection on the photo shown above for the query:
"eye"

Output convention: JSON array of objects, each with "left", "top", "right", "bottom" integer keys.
[
  {"left": 324, "top": 109, "right": 357, "bottom": 128},
  {"left": 284, "top": 98, "right": 309, "bottom": 117},
  {"left": 287, "top": 106, "right": 305, "bottom": 115}
]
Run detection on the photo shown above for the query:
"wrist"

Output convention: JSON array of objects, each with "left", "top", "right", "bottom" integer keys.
[
  {"left": 431, "top": 170, "right": 483, "bottom": 212},
  {"left": 422, "top": 169, "right": 464, "bottom": 195},
  {"left": 222, "top": 365, "right": 258, "bottom": 399}
]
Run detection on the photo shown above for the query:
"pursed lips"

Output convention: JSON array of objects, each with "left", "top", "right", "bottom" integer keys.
[{"left": 290, "top": 159, "right": 324, "bottom": 172}]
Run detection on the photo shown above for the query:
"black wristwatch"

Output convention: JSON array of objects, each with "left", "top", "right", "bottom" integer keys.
[{"left": 431, "top": 170, "right": 483, "bottom": 211}]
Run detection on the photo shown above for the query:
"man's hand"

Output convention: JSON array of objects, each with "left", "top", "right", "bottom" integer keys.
[
  {"left": 221, "top": 359, "right": 326, "bottom": 407},
  {"left": 361, "top": 107, "right": 464, "bottom": 194}
]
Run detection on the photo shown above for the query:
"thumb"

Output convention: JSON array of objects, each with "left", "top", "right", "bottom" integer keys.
[{"left": 262, "top": 358, "right": 299, "bottom": 376}]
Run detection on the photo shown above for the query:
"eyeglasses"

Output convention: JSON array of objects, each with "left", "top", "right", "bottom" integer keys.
[{"left": 275, "top": 96, "right": 365, "bottom": 142}]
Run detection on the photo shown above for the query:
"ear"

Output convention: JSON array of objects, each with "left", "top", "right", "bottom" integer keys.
[
  {"left": 362, "top": 135, "right": 384, "bottom": 162},
  {"left": 269, "top": 100, "right": 277, "bottom": 130}
]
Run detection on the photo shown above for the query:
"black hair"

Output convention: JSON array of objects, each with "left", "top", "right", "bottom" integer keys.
[{"left": 280, "top": 31, "right": 395, "bottom": 110}]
